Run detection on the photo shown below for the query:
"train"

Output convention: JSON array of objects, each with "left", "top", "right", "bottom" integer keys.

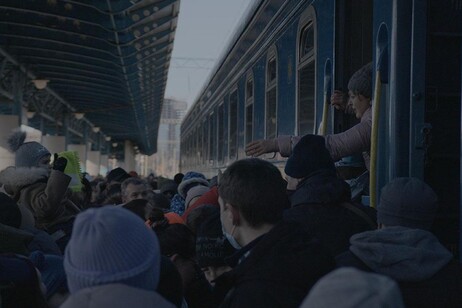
[{"left": 179, "top": 0, "right": 462, "bottom": 258}]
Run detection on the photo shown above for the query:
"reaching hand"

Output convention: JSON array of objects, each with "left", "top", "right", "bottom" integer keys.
[
  {"left": 52, "top": 153, "right": 67, "bottom": 172},
  {"left": 245, "top": 139, "right": 279, "bottom": 157},
  {"left": 330, "top": 90, "right": 347, "bottom": 111}
]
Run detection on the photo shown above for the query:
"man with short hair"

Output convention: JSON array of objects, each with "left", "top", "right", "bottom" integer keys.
[
  {"left": 336, "top": 177, "right": 462, "bottom": 307},
  {"left": 214, "top": 158, "right": 335, "bottom": 308},
  {"left": 121, "top": 177, "right": 150, "bottom": 204}
]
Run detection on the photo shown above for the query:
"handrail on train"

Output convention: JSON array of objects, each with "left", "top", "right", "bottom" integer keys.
[
  {"left": 370, "top": 42, "right": 389, "bottom": 209},
  {"left": 320, "top": 59, "right": 332, "bottom": 136}
]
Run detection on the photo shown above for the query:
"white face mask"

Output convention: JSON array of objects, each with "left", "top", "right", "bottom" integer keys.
[{"left": 222, "top": 225, "right": 241, "bottom": 250}]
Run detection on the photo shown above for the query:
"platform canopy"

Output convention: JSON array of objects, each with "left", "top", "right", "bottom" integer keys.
[{"left": 0, "top": 0, "right": 180, "bottom": 155}]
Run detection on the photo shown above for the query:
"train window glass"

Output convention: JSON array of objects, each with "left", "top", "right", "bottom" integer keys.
[
  {"left": 245, "top": 74, "right": 254, "bottom": 144},
  {"left": 229, "top": 90, "right": 238, "bottom": 158},
  {"left": 246, "top": 78, "right": 253, "bottom": 99},
  {"left": 265, "top": 49, "right": 277, "bottom": 139},
  {"left": 297, "top": 6, "right": 316, "bottom": 136},
  {"left": 201, "top": 120, "right": 207, "bottom": 164},
  {"left": 208, "top": 113, "right": 216, "bottom": 163},
  {"left": 267, "top": 57, "right": 277, "bottom": 84},
  {"left": 218, "top": 104, "right": 225, "bottom": 163},
  {"left": 300, "top": 22, "right": 314, "bottom": 60},
  {"left": 298, "top": 61, "right": 315, "bottom": 135}
]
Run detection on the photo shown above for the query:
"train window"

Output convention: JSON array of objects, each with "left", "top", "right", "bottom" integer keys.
[
  {"left": 218, "top": 103, "right": 225, "bottom": 163},
  {"left": 245, "top": 74, "right": 254, "bottom": 144},
  {"left": 208, "top": 112, "right": 216, "bottom": 163},
  {"left": 265, "top": 50, "right": 278, "bottom": 139},
  {"left": 297, "top": 6, "right": 316, "bottom": 135},
  {"left": 201, "top": 120, "right": 207, "bottom": 164},
  {"left": 300, "top": 21, "right": 314, "bottom": 60},
  {"left": 229, "top": 90, "right": 238, "bottom": 158}
]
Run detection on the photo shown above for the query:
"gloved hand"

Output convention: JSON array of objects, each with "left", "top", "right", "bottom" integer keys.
[
  {"left": 245, "top": 139, "right": 279, "bottom": 157},
  {"left": 52, "top": 153, "right": 67, "bottom": 172}
]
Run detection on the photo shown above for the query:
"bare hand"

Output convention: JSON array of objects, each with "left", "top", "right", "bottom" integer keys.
[
  {"left": 245, "top": 139, "right": 279, "bottom": 157},
  {"left": 330, "top": 90, "right": 347, "bottom": 111}
]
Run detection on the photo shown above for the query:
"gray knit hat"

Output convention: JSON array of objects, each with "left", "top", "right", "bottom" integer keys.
[
  {"left": 300, "top": 267, "right": 405, "bottom": 308},
  {"left": 64, "top": 206, "right": 161, "bottom": 293},
  {"left": 7, "top": 131, "right": 50, "bottom": 168},
  {"left": 377, "top": 177, "right": 438, "bottom": 230},
  {"left": 347, "top": 62, "right": 373, "bottom": 98}
]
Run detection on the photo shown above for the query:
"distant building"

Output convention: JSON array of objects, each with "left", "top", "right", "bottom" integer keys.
[{"left": 148, "top": 98, "right": 187, "bottom": 178}]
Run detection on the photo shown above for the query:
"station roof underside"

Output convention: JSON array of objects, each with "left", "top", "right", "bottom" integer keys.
[{"left": 0, "top": 0, "right": 180, "bottom": 155}]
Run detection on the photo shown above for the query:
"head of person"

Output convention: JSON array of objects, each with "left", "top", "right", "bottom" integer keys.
[
  {"left": 347, "top": 62, "right": 373, "bottom": 119},
  {"left": 186, "top": 204, "right": 220, "bottom": 235},
  {"left": 196, "top": 212, "right": 234, "bottom": 285},
  {"left": 147, "top": 191, "right": 171, "bottom": 211},
  {"left": 106, "top": 167, "right": 131, "bottom": 185},
  {"left": 377, "top": 177, "right": 438, "bottom": 231},
  {"left": 173, "top": 173, "right": 184, "bottom": 185},
  {"left": 218, "top": 158, "right": 289, "bottom": 247},
  {"left": 300, "top": 267, "right": 404, "bottom": 308},
  {"left": 177, "top": 171, "right": 209, "bottom": 199},
  {"left": 7, "top": 131, "right": 51, "bottom": 170},
  {"left": 159, "top": 180, "right": 178, "bottom": 200},
  {"left": 185, "top": 185, "right": 210, "bottom": 210},
  {"left": 64, "top": 206, "right": 161, "bottom": 293},
  {"left": 155, "top": 223, "right": 196, "bottom": 261},
  {"left": 284, "top": 135, "right": 336, "bottom": 190},
  {"left": 0, "top": 192, "right": 22, "bottom": 228},
  {"left": 121, "top": 177, "right": 150, "bottom": 203},
  {"left": 122, "top": 198, "right": 153, "bottom": 221}
]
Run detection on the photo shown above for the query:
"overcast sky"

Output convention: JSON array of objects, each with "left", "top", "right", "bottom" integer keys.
[{"left": 165, "top": 0, "right": 254, "bottom": 109}]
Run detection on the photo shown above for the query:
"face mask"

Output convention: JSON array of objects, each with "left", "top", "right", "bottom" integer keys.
[{"left": 222, "top": 226, "right": 241, "bottom": 250}]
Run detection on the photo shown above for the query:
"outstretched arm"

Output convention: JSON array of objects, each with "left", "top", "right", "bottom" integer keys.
[{"left": 245, "top": 139, "right": 279, "bottom": 157}]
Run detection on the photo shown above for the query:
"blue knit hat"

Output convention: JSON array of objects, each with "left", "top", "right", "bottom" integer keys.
[
  {"left": 177, "top": 171, "right": 209, "bottom": 198},
  {"left": 377, "top": 177, "right": 438, "bottom": 230},
  {"left": 284, "top": 135, "right": 335, "bottom": 179},
  {"left": 64, "top": 206, "right": 161, "bottom": 293},
  {"left": 7, "top": 131, "right": 50, "bottom": 168}
]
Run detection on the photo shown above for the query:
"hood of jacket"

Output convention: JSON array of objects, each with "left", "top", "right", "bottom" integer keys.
[
  {"left": 0, "top": 166, "right": 48, "bottom": 198},
  {"left": 289, "top": 170, "right": 350, "bottom": 207},
  {"left": 349, "top": 226, "right": 453, "bottom": 281},
  {"left": 60, "top": 283, "right": 175, "bottom": 308}
]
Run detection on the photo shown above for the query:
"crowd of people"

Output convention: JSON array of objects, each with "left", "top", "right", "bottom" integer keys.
[{"left": 0, "top": 61, "right": 460, "bottom": 308}]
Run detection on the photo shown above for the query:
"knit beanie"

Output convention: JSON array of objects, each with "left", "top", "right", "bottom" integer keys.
[
  {"left": 196, "top": 212, "right": 235, "bottom": 268},
  {"left": 377, "top": 177, "right": 438, "bottom": 230},
  {"left": 185, "top": 185, "right": 210, "bottom": 209},
  {"left": 300, "top": 267, "right": 404, "bottom": 308},
  {"left": 106, "top": 167, "right": 131, "bottom": 184},
  {"left": 177, "top": 171, "right": 209, "bottom": 198},
  {"left": 284, "top": 135, "right": 335, "bottom": 179},
  {"left": 347, "top": 62, "right": 373, "bottom": 98},
  {"left": 7, "top": 131, "right": 50, "bottom": 168},
  {"left": 64, "top": 206, "right": 161, "bottom": 294}
]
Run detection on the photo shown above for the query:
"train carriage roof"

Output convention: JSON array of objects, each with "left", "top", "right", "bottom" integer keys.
[{"left": 0, "top": 0, "right": 180, "bottom": 155}]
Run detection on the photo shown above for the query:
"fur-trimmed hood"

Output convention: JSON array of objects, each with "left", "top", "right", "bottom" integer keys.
[{"left": 0, "top": 166, "right": 49, "bottom": 197}]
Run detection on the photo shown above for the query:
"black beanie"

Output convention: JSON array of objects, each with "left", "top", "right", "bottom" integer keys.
[
  {"left": 106, "top": 167, "right": 131, "bottom": 183},
  {"left": 284, "top": 135, "right": 335, "bottom": 179},
  {"left": 196, "top": 212, "right": 235, "bottom": 268}
]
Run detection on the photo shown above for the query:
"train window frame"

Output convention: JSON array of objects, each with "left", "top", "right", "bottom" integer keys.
[
  {"left": 265, "top": 46, "right": 278, "bottom": 140},
  {"left": 245, "top": 72, "right": 254, "bottom": 145},
  {"left": 217, "top": 102, "right": 225, "bottom": 164},
  {"left": 228, "top": 87, "right": 239, "bottom": 160},
  {"left": 208, "top": 111, "right": 216, "bottom": 165},
  {"left": 296, "top": 5, "right": 317, "bottom": 136}
]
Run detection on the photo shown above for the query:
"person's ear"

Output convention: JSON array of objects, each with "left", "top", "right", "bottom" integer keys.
[{"left": 229, "top": 204, "right": 240, "bottom": 226}]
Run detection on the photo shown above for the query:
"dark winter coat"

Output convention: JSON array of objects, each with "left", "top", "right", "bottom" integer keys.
[
  {"left": 284, "top": 171, "right": 376, "bottom": 256},
  {"left": 214, "top": 222, "right": 335, "bottom": 308},
  {"left": 0, "top": 167, "right": 80, "bottom": 230},
  {"left": 336, "top": 226, "right": 462, "bottom": 308}
]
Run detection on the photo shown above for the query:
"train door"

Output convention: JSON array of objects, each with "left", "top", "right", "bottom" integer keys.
[
  {"left": 410, "top": 0, "right": 462, "bottom": 259},
  {"left": 333, "top": 0, "right": 372, "bottom": 180}
]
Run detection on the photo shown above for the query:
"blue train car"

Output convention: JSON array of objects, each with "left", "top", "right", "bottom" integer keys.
[{"left": 180, "top": 0, "right": 462, "bottom": 258}]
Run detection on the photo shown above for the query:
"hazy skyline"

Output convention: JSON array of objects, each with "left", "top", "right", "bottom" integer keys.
[{"left": 165, "top": 0, "right": 254, "bottom": 110}]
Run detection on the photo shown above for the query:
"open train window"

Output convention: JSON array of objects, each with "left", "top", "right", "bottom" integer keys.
[
  {"left": 297, "top": 6, "right": 316, "bottom": 136},
  {"left": 265, "top": 47, "right": 278, "bottom": 139},
  {"left": 245, "top": 73, "right": 254, "bottom": 144},
  {"left": 229, "top": 89, "right": 238, "bottom": 159}
]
